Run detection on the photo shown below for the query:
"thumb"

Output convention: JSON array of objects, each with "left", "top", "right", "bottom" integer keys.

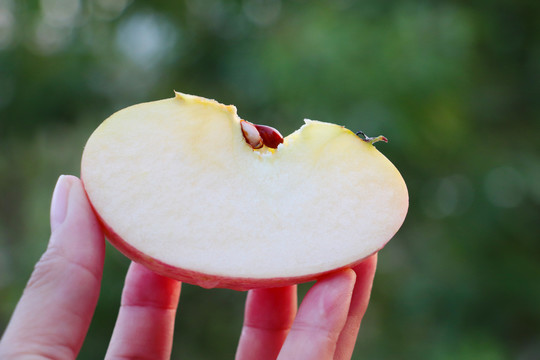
[{"left": 0, "top": 175, "right": 105, "bottom": 360}]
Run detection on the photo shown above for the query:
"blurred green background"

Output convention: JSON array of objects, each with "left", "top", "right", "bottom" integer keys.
[{"left": 1, "top": 0, "right": 540, "bottom": 358}]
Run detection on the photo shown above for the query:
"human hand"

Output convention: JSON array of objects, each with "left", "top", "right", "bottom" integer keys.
[{"left": 0, "top": 175, "right": 377, "bottom": 360}]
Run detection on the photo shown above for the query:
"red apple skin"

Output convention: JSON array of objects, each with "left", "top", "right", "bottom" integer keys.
[{"left": 84, "top": 189, "right": 385, "bottom": 290}]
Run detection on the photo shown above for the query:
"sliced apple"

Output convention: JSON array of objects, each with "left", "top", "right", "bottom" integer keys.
[{"left": 81, "top": 92, "right": 408, "bottom": 290}]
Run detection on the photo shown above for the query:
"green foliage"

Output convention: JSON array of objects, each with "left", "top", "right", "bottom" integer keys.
[{"left": 1, "top": 0, "right": 539, "bottom": 358}]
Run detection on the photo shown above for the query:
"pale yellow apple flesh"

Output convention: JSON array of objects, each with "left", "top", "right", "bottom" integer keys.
[{"left": 81, "top": 92, "right": 408, "bottom": 290}]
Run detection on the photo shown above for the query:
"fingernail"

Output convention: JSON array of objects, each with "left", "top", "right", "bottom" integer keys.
[{"left": 50, "top": 175, "right": 73, "bottom": 233}]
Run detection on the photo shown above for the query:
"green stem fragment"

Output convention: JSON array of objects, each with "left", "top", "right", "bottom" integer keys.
[{"left": 355, "top": 131, "right": 388, "bottom": 144}]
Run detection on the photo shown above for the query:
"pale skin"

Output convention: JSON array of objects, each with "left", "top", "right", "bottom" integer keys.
[{"left": 0, "top": 175, "right": 377, "bottom": 360}]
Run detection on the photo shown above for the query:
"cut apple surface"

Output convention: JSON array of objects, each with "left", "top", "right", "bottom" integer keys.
[{"left": 81, "top": 92, "right": 408, "bottom": 290}]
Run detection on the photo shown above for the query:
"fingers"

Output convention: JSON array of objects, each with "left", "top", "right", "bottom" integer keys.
[
  {"left": 105, "top": 262, "right": 181, "bottom": 360},
  {"left": 334, "top": 254, "right": 377, "bottom": 360},
  {"left": 277, "top": 269, "right": 356, "bottom": 360},
  {"left": 238, "top": 257, "right": 377, "bottom": 360},
  {"left": 0, "top": 175, "right": 105, "bottom": 359},
  {"left": 236, "top": 286, "right": 297, "bottom": 360}
]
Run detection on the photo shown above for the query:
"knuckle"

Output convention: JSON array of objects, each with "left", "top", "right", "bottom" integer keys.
[{"left": 24, "top": 247, "right": 64, "bottom": 294}]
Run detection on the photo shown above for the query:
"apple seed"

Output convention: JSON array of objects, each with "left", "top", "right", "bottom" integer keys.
[
  {"left": 241, "top": 120, "right": 284, "bottom": 149},
  {"left": 254, "top": 124, "right": 284, "bottom": 149},
  {"left": 240, "top": 120, "right": 264, "bottom": 149}
]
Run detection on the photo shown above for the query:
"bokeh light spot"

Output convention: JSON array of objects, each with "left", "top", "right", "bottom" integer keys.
[
  {"left": 0, "top": 5, "right": 14, "bottom": 50},
  {"left": 484, "top": 166, "right": 525, "bottom": 208},
  {"left": 243, "top": 0, "right": 281, "bottom": 26},
  {"left": 423, "top": 175, "right": 474, "bottom": 218},
  {"left": 40, "top": 0, "right": 82, "bottom": 27},
  {"left": 91, "top": 0, "right": 131, "bottom": 21},
  {"left": 115, "top": 12, "right": 178, "bottom": 69},
  {"left": 32, "top": 19, "right": 73, "bottom": 55}
]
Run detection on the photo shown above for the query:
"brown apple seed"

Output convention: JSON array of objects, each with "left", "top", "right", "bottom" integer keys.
[{"left": 254, "top": 124, "right": 284, "bottom": 149}]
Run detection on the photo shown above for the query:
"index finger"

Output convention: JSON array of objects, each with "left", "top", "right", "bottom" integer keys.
[{"left": 105, "top": 262, "right": 181, "bottom": 360}]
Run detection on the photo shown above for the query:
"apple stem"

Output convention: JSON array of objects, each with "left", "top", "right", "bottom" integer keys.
[{"left": 355, "top": 131, "right": 388, "bottom": 144}]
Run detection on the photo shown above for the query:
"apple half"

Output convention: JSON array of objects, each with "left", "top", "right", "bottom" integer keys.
[{"left": 81, "top": 92, "right": 408, "bottom": 290}]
